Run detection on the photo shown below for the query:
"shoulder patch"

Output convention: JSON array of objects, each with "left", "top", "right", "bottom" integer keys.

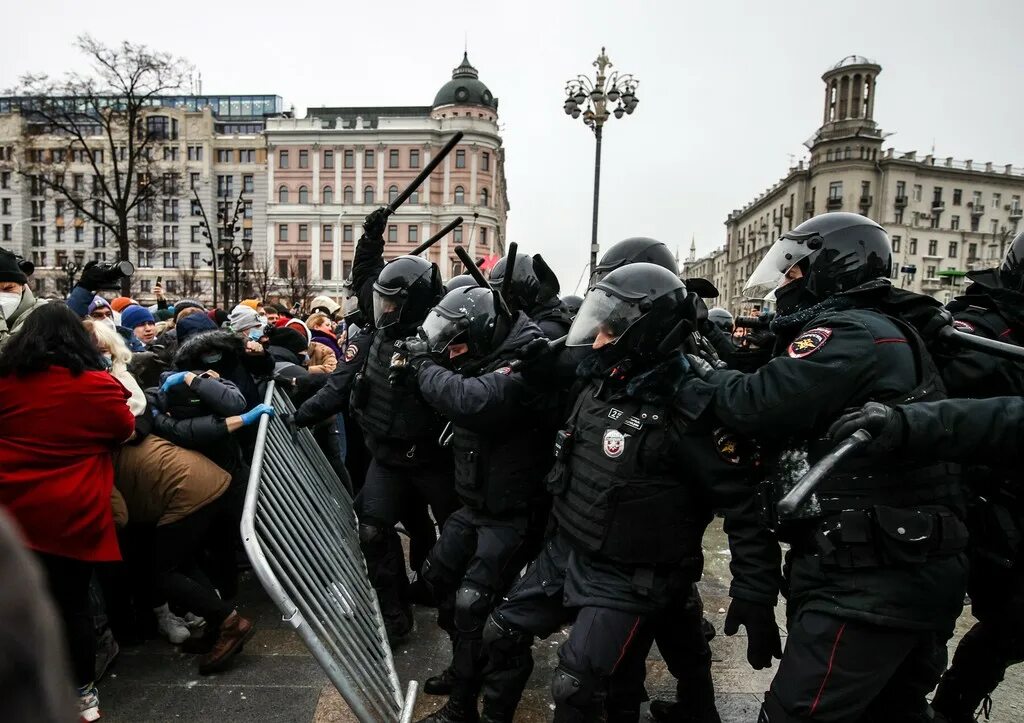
[
  {"left": 952, "top": 319, "right": 976, "bottom": 333},
  {"left": 343, "top": 344, "right": 359, "bottom": 362},
  {"left": 787, "top": 327, "right": 833, "bottom": 359},
  {"left": 713, "top": 427, "right": 742, "bottom": 465}
]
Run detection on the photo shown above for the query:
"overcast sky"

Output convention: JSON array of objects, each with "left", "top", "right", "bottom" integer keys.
[{"left": 4, "top": 0, "right": 1023, "bottom": 292}]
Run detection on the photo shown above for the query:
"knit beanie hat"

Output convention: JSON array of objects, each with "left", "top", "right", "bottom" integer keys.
[
  {"left": 110, "top": 297, "right": 136, "bottom": 313},
  {"left": 173, "top": 298, "right": 206, "bottom": 322},
  {"left": 284, "top": 317, "right": 313, "bottom": 345},
  {"left": 227, "top": 303, "right": 264, "bottom": 333},
  {"left": 266, "top": 327, "right": 309, "bottom": 357},
  {"left": 0, "top": 248, "right": 28, "bottom": 284},
  {"left": 239, "top": 298, "right": 260, "bottom": 311},
  {"left": 87, "top": 295, "right": 113, "bottom": 315},
  {"left": 209, "top": 308, "right": 229, "bottom": 327},
  {"left": 175, "top": 313, "right": 217, "bottom": 345},
  {"left": 120, "top": 304, "right": 156, "bottom": 330}
]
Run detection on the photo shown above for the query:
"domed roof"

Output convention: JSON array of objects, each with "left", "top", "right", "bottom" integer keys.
[
  {"left": 432, "top": 53, "right": 497, "bottom": 110},
  {"left": 827, "top": 54, "right": 879, "bottom": 71}
]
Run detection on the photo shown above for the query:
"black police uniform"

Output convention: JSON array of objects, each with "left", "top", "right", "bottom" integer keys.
[
  {"left": 927, "top": 281, "right": 1024, "bottom": 722},
  {"left": 689, "top": 285, "right": 969, "bottom": 723},
  {"left": 530, "top": 296, "right": 572, "bottom": 340},
  {"left": 414, "top": 312, "right": 558, "bottom": 720},
  {"left": 481, "top": 352, "right": 780, "bottom": 723}
]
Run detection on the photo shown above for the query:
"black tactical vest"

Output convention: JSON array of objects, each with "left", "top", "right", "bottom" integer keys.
[
  {"left": 351, "top": 333, "right": 443, "bottom": 460},
  {"left": 550, "top": 383, "right": 705, "bottom": 566}
]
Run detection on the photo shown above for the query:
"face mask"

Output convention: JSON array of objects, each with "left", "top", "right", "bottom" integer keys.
[
  {"left": 100, "top": 354, "right": 113, "bottom": 371},
  {"left": 774, "top": 276, "right": 808, "bottom": 316},
  {"left": 248, "top": 328, "right": 264, "bottom": 341},
  {"left": 200, "top": 352, "right": 223, "bottom": 365},
  {"left": 0, "top": 291, "right": 21, "bottom": 319},
  {"left": 101, "top": 317, "right": 117, "bottom": 332}
]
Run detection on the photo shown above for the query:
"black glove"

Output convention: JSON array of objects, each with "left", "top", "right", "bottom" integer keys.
[
  {"left": 685, "top": 353, "right": 717, "bottom": 381},
  {"left": 363, "top": 207, "right": 390, "bottom": 241},
  {"left": 78, "top": 261, "right": 124, "bottom": 293},
  {"left": 723, "top": 599, "right": 782, "bottom": 670},
  {"left": 826, "top": 401, "right": 906, "bottom": 455},
  {"left": 745, "top": 328, "right": 776, "bottom": 350},
  {"left": 403, "top": 336, "right": 433, "bottom": 372}
]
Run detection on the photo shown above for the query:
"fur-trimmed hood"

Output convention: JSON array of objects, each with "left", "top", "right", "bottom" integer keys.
[{"left": 173, "top": 330, "right": 245, "bottom": 370}]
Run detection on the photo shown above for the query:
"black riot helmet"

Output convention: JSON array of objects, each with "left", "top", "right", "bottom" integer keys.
[
  {"left": 594, "top": 237, "right": 679, "bottom": 283},
  {"left": 488, "top": 252, "right": 560, "bottom": 314},
  {"left": 967, "top": 229, "right": 1024, "bottom": 292},
  {"left": 445, "top": 274, "right": 477, "bottom": 293},
  {"left": 372, "top": 255, "right": 443, "bottom": 331},
  {"left": 561, "top": 294, "right": 583, "bottom": 319},
  {"left": 707, "top": 307, "right": 735, "bottom": 333},
  {"left": 568, "top": 262, "right": 687, "bottom": 363},
  {"left": 744, "top": 212, "right": 892, "bottom": 314},
  {"left": 421, "top": 286, "right": 510, "bottom": 365}
]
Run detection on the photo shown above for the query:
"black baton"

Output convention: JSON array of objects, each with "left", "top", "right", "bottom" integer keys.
[
  {"left": 777, "top": 429, "right": 874, "bottom": 517},
  {"left": 410, "top": 216, "right": 463, "bottom": 256},
  {"left": 386, "top": 131, "right": 464, "bottom": 216}
]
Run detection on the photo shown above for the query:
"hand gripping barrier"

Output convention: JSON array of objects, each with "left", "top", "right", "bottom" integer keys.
[{"left": 241, "top": 382, "right": 417, "bottom": 722}]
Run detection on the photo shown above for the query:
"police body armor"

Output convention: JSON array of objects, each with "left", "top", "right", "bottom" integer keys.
[
  {"left": 351, "top": 333, "right": 443, "bottom": 463},
  {"left": 549, "top": 383, "right": 704, "bottom": 566},
  {"left": 532, "top": 304, "right": 572, "bottom": 337},
  {"left": 768, "top": 312, "right": 968, "bottom": 568}
]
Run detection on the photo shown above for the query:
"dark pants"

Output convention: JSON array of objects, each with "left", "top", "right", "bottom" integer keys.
[
  {"left": 762, "top": 610, "right": 946, "bottom": 723},
  {"left": 153, "top": 504, "right": 234, "bottom": 629},
  {"left": 933, "top": 560, "right": 1024, "bottom": 719},
  {"left": 481, "top": 535, "right": 647, "bottom": 722},
  {"left": 356, "top": 458, "right": 457, "bottom": 620},
  {"left": 422, "top": 507, "right": 534, "bottom": 699},
  {"left": 36, "top": 552, "right": 95, "bottom": 688},
  {"left": 608, "top": 584, "right": 718, "bottom": 722}
]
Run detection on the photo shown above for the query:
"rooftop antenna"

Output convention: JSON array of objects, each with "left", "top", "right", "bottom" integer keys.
[
  {"left": 197, "top": 71, "right": 203, "bottom": 95},
  {"left": 464, "top": 31, "right": 468, "bottom": 54}
]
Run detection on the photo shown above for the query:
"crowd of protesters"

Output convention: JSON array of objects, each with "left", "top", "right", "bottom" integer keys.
[{"left": 0, "top": 247, "right": 354, "bottom": 722}]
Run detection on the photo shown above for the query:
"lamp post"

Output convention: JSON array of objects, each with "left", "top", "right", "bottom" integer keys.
[
  {"left": 221, "top": 236, "right": 253, "bottom": 309},
  {"left": 563, "top": 48, "right": 640, "bottom": 280},
  {"left": 193, "top": 188, "right": 249, "bottom": 308}
]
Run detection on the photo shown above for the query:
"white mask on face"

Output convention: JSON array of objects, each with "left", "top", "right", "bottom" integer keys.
[
  {"left": 0, "top": 291, "right": 21, "bottom": 319},
  {"left": 101, "top": 317, "right": 117, "bottom": 332}
]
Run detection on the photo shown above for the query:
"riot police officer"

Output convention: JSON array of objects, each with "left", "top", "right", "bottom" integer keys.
[
  {"left": 707, "top": 307, "right": 735, "bottom": 335},
  {"left": 480, "top": 264, "right": 779, "bottom": 723},
  {"left": 686, "top": 212, "right": 969, "bottom": 722},
  {"left": 560, "top": 294, "right": 583, "bottom": 320},
  {"left": 350, "top": 251, "right": 456, "bottom": 643},
  {"left": 488, "top": 252, "right": 571, "bottom": 339},
  {"left": 592, "top": 237, "right": 679, "bottom": 282},
  {"left": 445, "top": 273, "right": 478, "bottom": 293},
  {"left": 396, "top": 286, "right": 558, "bottom": 723}
]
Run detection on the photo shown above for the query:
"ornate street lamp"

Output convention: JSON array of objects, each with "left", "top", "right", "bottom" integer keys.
[{"left": 563, "top": 48, "right": 640, "bottom": 280}]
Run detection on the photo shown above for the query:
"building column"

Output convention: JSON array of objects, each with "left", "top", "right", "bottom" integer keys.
[
  {"left": 469, "top": 149, "right": 478, "bottom": 204},
  {"left": 312, "top": 144, "right": 320, "bottom": 203},
  {"left": 334, "top": 146, "right": 342, "bottom": 195},
  {"left": 355, "top": 146, "right": 364, "bottom": 202},
  {"left": 266, "top": 222, "right": 276, "bottom": 267},
  {"left": 443, "top": 155, "right": 451, "bottom": 204},
  {"left": 311, "top": 222, "right": 321, "bottom": 282},
  {"left": 423, "top": 146, "right": 432, "bottom": 203},
  {"left": 439, "top": 226, "right": 449, "bottom": 277},
  {"left": 422, "top": 221, "right": 432, "bottom": 264},
  {"left": 333, "top": 218, "right": 342, "bottom": 280},
  {"left": 376, "top": 146, "right": 385, "bottom": 203},
  {"left": 267, "top": 148, "right": 275, "bottom": 204}
]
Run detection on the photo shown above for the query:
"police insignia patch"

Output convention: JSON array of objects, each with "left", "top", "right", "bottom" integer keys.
[
  {"left": 952, "top": 319, "right": 976, "bottom": 333},
  {"left": 787, "top": 327, "right": 833, "bottom": 358},
  {"left": 343, "top": 344, "right": 359, "bottom": 362},
  {"left": 603, "top": 429, "right": 626, "bottom": 458},
  {"left": 713, "top": 427, "right": 741, "bottom": 465}
]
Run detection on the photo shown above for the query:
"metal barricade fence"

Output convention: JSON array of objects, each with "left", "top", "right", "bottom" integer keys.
[{"left": 241, "top": 382, "right": 417, "bottom": 722}]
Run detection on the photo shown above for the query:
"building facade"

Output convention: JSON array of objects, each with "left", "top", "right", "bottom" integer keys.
[
  {"left": 261, "top": 53, "right": 509, "bottom": 298},
  {"left": 0, "top": 95, "right": 280, "bottom": 303},
  {"left": 693, "top": 56, "right": 1024, "bottom": 315}
]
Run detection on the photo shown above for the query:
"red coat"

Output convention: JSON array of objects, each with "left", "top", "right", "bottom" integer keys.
[{"left": 0, "top": 367, "right": 134, "bottom": 562}]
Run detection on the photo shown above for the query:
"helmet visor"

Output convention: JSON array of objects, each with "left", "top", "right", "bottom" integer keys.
[
  {"left": 421, "top": 308, "right": 467, "bottom": 353},
  {"left": 373, "top": 288, "right": 405, "bottom": 328},
  {"left": 566, "top": 288, "right": 644, "bottom": 348},
  {"left": 741, "top": 233, "right": 820, "bottom": 300}
]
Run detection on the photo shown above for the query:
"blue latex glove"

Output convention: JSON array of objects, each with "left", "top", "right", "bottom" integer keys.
[
  {"left": 161, "top": 371, "right": 189, "bottom": 392},
  {"left": 241, "top": 403, "right": 275, "bottom": 426}
]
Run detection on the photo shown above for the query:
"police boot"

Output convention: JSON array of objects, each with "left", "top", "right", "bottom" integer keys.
[
  {"left": 647, "top": 663, "right": 720, "bottom": 723},
  {"left": 424, "top": 667, "right": 456, "bottom": 696},
  {"left": 929, "top": 679, "right": 984, "bottom": 723},
  {"left": 416, "top": 695, "right": 480, "bottom": 723}
]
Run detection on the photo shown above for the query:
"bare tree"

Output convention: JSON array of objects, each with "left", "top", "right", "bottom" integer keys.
[
  {"left": 283, "top": 260, "right": 314, "bottom": 312},
  {"left": 10, "top": 35, "right": 192, "bottom": 295},
  {"left": 250, "top": 252, "right": 275, "bottom": 303},
  {"left": 178, "top": 266, "right": 202, "bottom": 299}
]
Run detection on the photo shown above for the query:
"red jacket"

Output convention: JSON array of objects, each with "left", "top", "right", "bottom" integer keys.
[{"left": 0, "top": 367, "right": 134, "bottom": 562}]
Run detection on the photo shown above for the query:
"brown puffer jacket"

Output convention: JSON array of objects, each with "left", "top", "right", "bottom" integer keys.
[
  {"left": 308, "top": 341, "right": 338, "bottom": 374},
  {"left": 113, "top": 435, "right": 231, "bottom": 526}
]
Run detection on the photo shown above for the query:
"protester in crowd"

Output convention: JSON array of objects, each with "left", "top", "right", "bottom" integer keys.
[
  {"left": 119, "top": 304, "right": 159, "bottom": 351},
  {"left": 87, "top": 295, "right": 118, "bottom": 330},
  {"left": 110, "top": 297, "right": 135, "bottom": 314},
  {"left": 306, "top": 312, "right": 343, "bottom": 359},
  {"left": 0, "top": 303, "right": 135, "bottom": 721},
  {"left": 0, "top": 247, "right": 48, "bottom": 347}
]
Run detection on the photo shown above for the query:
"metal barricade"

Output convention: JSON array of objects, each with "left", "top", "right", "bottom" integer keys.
[{"left": 241, "top": 382, "right": 417, "bottom": 722}]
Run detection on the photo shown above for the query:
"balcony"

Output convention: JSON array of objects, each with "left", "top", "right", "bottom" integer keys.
[
  {"left": 783, "top": 206, "right": 792, "bottom": 218},
  {"left": 1010, "top": 206, "right": 1023, "bottom": 220},
  {"left": 826, "top": 196, "right": 843, "bottom": 210},
  {"left": 970, "top": 202, "right": 985, "bottom": 217},
  {"left": 894, "top": 195, "right": 908, "bottom": 207},
  {"left": 931, "top": 200, "right": 945, "bottom": 213}
]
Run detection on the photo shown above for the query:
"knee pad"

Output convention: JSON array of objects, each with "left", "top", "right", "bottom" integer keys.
[
  {"left": 483, "top": 611, "right": 529, "bottom": 655},
  {"left": 454, "top": 584, "right": 493, "bottom": 635},
  {"left": 551, "top": 665, "right": 599, "bottom": 709}
]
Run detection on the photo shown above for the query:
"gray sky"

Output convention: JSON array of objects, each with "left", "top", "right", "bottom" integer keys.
[{"left": 4, "top": 0, "right": 1023, "bottom": 292}]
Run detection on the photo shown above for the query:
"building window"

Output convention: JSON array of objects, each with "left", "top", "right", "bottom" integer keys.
[
  {"left": 409, "top": 225, "right": 418, "bottom": 243},
  {"left": 968, "top": 243, "right": 978, "bottom": 260},
  {"left": 188, "top": 145, "right": 203, "bottom": 161},
  {"left": 0, "top": 171, "right": 9, "bottom": 189},
  {"left": 480, "top": 188, "right": 489, "bottom": 207},
  {"left": 482, "top": 152, "right": 490, "bottom": 172},
  {"left": 826, "top": 149, "right": 834, "bottom": 162},
  {"left": 1, "top": 225, "right": 9, "bottom": 241},
  {"left": 243, "top": 174, "right": 254, "bottom": 193},
  {"left": 455, "top": 150, "right": 466, "bottom": 169},
  {"left": 217, "top": 149, "right": 232, "bottom": 163},
  {"left": 1, "top": 199, "right": 9, "bottom": 215},
  {"left": 930, "top": 215, "right": 939, "bottom": 229},
  {"left": 164, "top": 146, "right": 179, "bottom": 162},
  {"left": 928, "top": 239, "right": 938, "bottom": 256},
  {"left": 343, "top": 225, "right": 353, "bottom": 242},
  {"left": 409, "top": 190, "right": 419, "bottom": 204},
  {"left": 828, "top": 181, "right": 842, "bottom": 200},
  {"left": 993, "top": 192, "right": 1002, "bottom": 209},
  {"left": 344, "top": 149, "right": 354, "bottom": 168},
  {"left": 388, "top": 185, "right": 399, "bottom": 203},
  {"left": 953, "top": 189, "right": 962, "bottom": 205},
  {"left": 299, "top": 224, "right": 308, "bottom": 242},
  {"left": 279, "top": 150, "right": 289, "bottom": 169},
  {"left": 191, "top": 225, "right": 201, "bottom": 242},
  {"left": 278, "top": 259, "right": 288, "bottom": 277},
  {"left": 926, "top": 265, "right": 937, "bottom": 279},
  {"left": 453, "top": 227, "right": 463, "bottom": 243},
  {"left": 480, "top": 227, "right": 488, "bottom": 247},
  {"left": 298, "top": 259, "right": 308, "bottom": 278},
  {"left": 323, "top": 150, "right": 334, "bottom": 169},
  {"left": 387, "top": 225, "right": 398, "bottom": 243},
  {"left": 299, "top": 150, "right": 309, "bottom": 169},
  {"left": 190, "top": 172, "right": 201, "bottom": 190},
  {"left": 912, "top": 185, "right": 922, "bottom": 202},
  {"left": 973, "top": 190, "right": 983, "bottom": 206},
  {"left": 216, "top": 175, "right": 234, "bottom": 198},
  {"left": 279, "top": 186, "right": 289, "bottom": 203},
  {"left": 364, "top": 149, "right": 375, "bottom": 169},
  {"left": 892, "top": 235, "right": 901, "bottom": 253},
  {"left": 323, "top": 186, "right": 333, "bottom": 204},
  {"left": 454, "top": 186, "right": 465, "bottom": 204},
  {"left": 278, "top": 224, "right": 289, "bottom": 242},
  {"left": 895, "top": 180, "right": 906, "bottom": 199},
  {"left": 323, "top": 224, "right": 333, "bottom": 242},
  {"left": 894, "top": 210, "right": 904, "bottom": 225},
  {"left": 298, "top": 186, "right": 309, "bottom": 204},
  {"left": 322, "top": 259, "right": 332, "bottom": 279},
  {"left": 843, "top": 146, "right": 851, "bottom": 160},
  {"left": 344, "top": 186, "right": 354, "bottom": 204},
  {"left": 948, "top": 241, "right": 958, "bottom": 258},
  {"left": 950, "top": 215, "right": 959, "bottom": 230},
  {"left": 239, "top": 149, "right": 255, "bottom": 163},
  {"left": 909, "top": 238, "right": 918, "bottom": 255},
  {"left": 409, "top": 149, "right": 420, "bottom": 169},
  {"left": 363, "top": 186, "right": 374, "bottom": 204},
  {"left": 389, "top": 149, "right": 400, "bottom": 168}
]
